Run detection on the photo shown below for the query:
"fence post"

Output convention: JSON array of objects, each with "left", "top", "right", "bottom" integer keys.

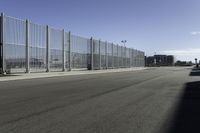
[
  {"left": 90, "top": 37, "right": 93, "bottom": 70},
  {"left": 62, "top": 29, "right": 65, "bottom": 72},
  {"left": 136, "top": 50, "right": 138, "bottom": 67},
  {"left": 133, "top": 49, "right": 135, "bottom": 67},
  {"left": 131, "top": 49, "right": 133, "bottom": 67},
  {"left": 144, "top": 52, "right": 145, "bottom": 67},
  {"left": 120, "top": 46, "right": 122, "bottom": 68},
  {"left": 129, "top": 48, "right": 130, "bottom": 67},
  {"left": 129, "top": 48, "right": 131, "bottom": 68},
  {"left": 99, "top": 39, "right": 101, "bottom": 70},
  {"left": 127, "top": 48, "right": 129, "bottom": 68},
  {"left": 68, "top": 31, "right": 71, "bottom": 71},
  {"left": 105, "top": 41, "right": 108, "bottom": 69},
  {"left": 1, "top": 13, "right": 5, "bottom": 74},
  {"left": 130, "top": 49, "right": 131, "bottom": 67},
  {"left": 25, "top": 19, "right": 30, "bottom": 73},
  {"left": 122, "top": 46, "right": 123, "bottom": 67},
  {"left": 117, "top": 44, "right": 119, "bottom": 68},
  {"left": 46, "top": 25, "right": 50, "bottom": 72},
  {"left": 135, "top": 50, "right": 136, "bottom": 67},
  {"left": 124, "top": 46, "right": 128, "bottom": 68},
  {"left": 123, "top": 47, "right": 125, "bottom": 67},
  {"left": 112, "top": 43, "right": 114, "bottom": 68}
]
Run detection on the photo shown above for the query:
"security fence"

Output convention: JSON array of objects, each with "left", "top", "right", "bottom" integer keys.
[{"left": 0, "top": 13, "right": 145, "bottom": 74}]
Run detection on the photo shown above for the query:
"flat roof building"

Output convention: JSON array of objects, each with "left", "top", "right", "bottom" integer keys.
[{"left": 146, "top": 55, "right": 175, "bottom": 67}]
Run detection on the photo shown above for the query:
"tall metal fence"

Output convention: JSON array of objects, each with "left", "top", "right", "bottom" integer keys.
[{"left": 0, "top": 13, "right": 145, "bottom": 74}]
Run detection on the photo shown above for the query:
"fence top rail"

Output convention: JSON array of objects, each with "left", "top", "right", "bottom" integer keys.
[
  {"left": 71, "top": 34, "right": 90, "bottom": 41},
  {"left": 29, "top": 21, "right": 46, "bottom": 28},
  {"left": 4, "top": 15, "right": 26, "bottom": 22}
]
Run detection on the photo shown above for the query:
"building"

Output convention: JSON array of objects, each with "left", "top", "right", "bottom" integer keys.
[
  {"left": 175, "top": 60, "right": 193, "bottom": 66},
  {"left": 145, "top": 55, "right": 175, "bottom": 66}
]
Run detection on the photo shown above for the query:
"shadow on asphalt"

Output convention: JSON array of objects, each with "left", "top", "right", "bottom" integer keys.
[
  {"left": 168, "top": 81, "right": 200, "bottom": 133},
  {"left": 190, "top": 71, "right": 200, "bottom": 76},
  {"left": 189, "top": 67, "right": 200, "bottom": 76},
  {"left": 0, "top": 74, "right": 19, "bottom": 77}
]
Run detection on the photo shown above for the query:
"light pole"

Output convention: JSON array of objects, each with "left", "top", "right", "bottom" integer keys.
[
  {"left": 121, "top": 40, "right": 127, "bottom": 67},
  {"left": 195, "top": 58, "right": 198, "bottom": 67},
  {"left": 121, "top": 40, "right": 127, "bottom": 47}
]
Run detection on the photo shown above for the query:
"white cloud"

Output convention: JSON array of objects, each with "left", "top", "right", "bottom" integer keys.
[
  {"left": 162, "top": 48, "right": 200, "bottom": 56},
  {"left": 191, "top": 31, "right": 200, "bottom": 35},
  {"left": 162, "top": 48, "right": 200, "bottom": 61}
]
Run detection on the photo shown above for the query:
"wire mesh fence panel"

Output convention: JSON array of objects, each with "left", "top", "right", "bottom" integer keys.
[
  {"left": 125, "top": 47, "right": 129, "bottom": 67},
  {"left": 119, "top": 46, "right": 123, "bottom": 67},
  {"left": 131, "top": 49, "right": 134, "bottom": 67},
  {"left": 113, "top": 44, "right": 118, "bottom": 68},
  {"left": 118, "top": 46, "right": 123, "bottom": 67},
  {"left": 122, "top": 47, "right": 124, "bottom": 67},
  {"left": 1, "top": 14, "right": 145, "bottom": 74},
  {"left": 0, "top": 16, "right": 2, "bottom": 72},
  {"left": 129, "top": 48, "right": 132, "bottom": 67},
  {"left": 130, "top": 48, "right": 133, "bottom": 67},
  {"left": 133, "top": 49, "right": 136, "bottom": 67},
  {"left": 139, "top": 51, "right": 142, "bottom": 66},
  {"left": 136, "top": 50, "right": 139, "bottom": 67},
  {"left": 49, "top": 28, "right": 63, "bottom": 71},
  {"left": 124, "top": 47, "right": 128, "bottom": 67},
  {"left": 135, "top": 50, "right": 137, "bottom": 67},
  {"left": 140, "top": 51, "right": 143, "bottom": 66},
  {"left": 65, "top": 32, "right": 70, "bottom": 69},
  {"left": 71, "top": 35, "right": 90, "bottom": 69},
  {"left": 142, "top": 52, "right": 144, "bottom": 66},
  {"left": 122, "top": 46, "right": 126, "bottom": 67},
  {"left": 107, "top": 42, "right": 112, "bottom": 68},
  {"left": 100, "top": 41, "right": 106, "bottom": 69},
  {"left": 140, "top": 52, "right": 142, "bottom": 66},
  {"left": 138, "top": 51, "right": 140, "bottom": 67},
  {"left": 139, "top": 51, "right": 144, "bottom": 67},
  {"left": 29, "top": 22, "right": 46, "bottom": 72},
  {"left": 126, "top": 48, "right": 130, "bottom": 67},
  {"left": 140, "top": 51, "right": 143, "bottom": 67},
  {"left": 130, "top": 49, "right": 133, "bottom": 67},
  {"left": 4, "top": 16, "right": 26, "bottom": 73},
  {"left": 132, "top": 49, "right": 136, "bottom": 67},
  {"left": 122, "top": 47, "right": 125, "bottom": 67},
  {"left": 142, "top": 52, "right": 145, "bottom": 66},
  {"left": 93, "top": 39, "right": 100, "bottom": 69}
]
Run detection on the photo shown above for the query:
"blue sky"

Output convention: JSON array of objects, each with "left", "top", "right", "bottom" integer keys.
[{"left": 0, "top": 0, "right": 200, "bottom": 61}]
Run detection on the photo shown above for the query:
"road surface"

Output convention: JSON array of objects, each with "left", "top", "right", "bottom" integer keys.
[{"left": 0, "top": 67, "right": 199, "bottom": 133}]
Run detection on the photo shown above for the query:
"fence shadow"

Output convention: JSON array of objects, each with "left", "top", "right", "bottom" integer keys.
[
  {"left": 190, "top": 71, "right": 200, "bottom": 76},
  {"left": 189, "top": 67, "right": 200, "bottom": 76},
  {"left": 168, "top": 81, "right": 200, "bottom": 133}
]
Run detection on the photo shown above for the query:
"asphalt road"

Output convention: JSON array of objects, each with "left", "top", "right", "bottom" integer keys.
[{"left": 0, "top": 67, "right": 200, "bottom": 133}]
